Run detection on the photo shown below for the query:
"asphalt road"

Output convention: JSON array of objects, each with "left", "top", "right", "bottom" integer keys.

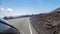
[{"left": 6, "top": 17, "right": 38, "bottom": 34}]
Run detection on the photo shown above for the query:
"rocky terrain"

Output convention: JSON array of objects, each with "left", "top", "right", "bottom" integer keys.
[{"left": 30, "top": 7, "right": 60, "bottom": 34}]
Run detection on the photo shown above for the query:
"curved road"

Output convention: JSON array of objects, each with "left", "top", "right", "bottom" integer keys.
[{"left": 6, "top": 17, "right": 38, "bottom": 34}]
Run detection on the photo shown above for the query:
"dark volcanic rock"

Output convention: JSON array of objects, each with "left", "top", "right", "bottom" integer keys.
[{"left": 30, "top": 7, "right": 60, "bottom": 34}]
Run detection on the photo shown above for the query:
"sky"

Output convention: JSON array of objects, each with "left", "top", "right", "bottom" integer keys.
[{"left": 0, "top": 0, "right": 60, "bottom": 18}]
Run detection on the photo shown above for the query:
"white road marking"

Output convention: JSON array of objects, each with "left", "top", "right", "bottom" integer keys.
[{"left": 28, "top": 18, "right": 33, "bottom": 34}]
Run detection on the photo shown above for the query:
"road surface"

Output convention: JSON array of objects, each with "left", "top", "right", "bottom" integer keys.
[{"left": 6, "top": 17, "right": 38, "bottom": 34}]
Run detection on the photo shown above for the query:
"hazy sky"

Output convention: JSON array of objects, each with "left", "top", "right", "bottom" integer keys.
[{"left": 0, "top": 0, "right": 60, "bottom": 18}]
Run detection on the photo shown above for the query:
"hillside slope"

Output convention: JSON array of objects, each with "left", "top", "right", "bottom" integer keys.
[{"left": 30, "top": 7, "right": 60, "bottom": 34}]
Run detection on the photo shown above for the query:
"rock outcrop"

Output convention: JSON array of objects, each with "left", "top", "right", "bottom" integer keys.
[{"left": 30, "top": 7, "right": 60, "bottom": 34}]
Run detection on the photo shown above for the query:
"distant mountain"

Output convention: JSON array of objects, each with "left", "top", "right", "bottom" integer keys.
[
  {"left": 50, "top": 7, "right": 60, "bottom": 13},
  {"left": 3, "top": 15, "right": 34, "bottom": 20}
]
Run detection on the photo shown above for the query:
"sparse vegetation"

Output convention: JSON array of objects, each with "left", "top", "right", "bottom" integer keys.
[{"left": 30, "top": 7, "right": 60, "bottom": 34}]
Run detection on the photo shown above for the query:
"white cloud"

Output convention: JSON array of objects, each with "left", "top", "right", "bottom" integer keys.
[
  {"left": 1, "top": 8, "right": 13, "bottom": 12},
  {"left": 1, "top": 8, "right": 5, "bottom": 11},
  {"left": 7, "top": 8, "right": 13, "bottom": 12}
]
